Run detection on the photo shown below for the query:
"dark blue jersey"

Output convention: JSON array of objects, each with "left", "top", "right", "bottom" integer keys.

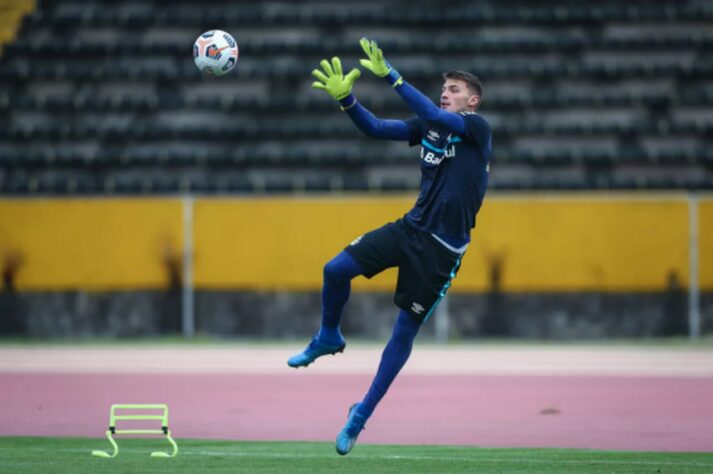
[{"left": 404, "top": 112, "right": 492, "bottom": 244}]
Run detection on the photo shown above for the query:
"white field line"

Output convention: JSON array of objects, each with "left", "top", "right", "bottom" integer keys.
[
  {"left": 2, "top": 446, "right": 713, "bottom": 468},
  {"left": 1, "top": 346, "right": 713, "bottom": 376},
  {"left": 187, "top": 450, "right": 713, "bottom": 467}
]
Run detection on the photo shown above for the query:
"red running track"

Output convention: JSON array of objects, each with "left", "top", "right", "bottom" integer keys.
[{"left": 2, "top": 373, "right": 712, "bottom": 452}]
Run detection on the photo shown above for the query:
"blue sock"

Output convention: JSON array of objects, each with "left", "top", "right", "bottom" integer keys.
[
  {"left": 317, "top": 251, "right": 363, "bottom": 345},
  {"left": 357, "top": 310, "right": 421, "bottom": 419}
]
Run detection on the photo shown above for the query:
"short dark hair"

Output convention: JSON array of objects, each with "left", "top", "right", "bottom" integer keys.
[{"left": 442, "top": 70, "right": 483, "bottom": 98}]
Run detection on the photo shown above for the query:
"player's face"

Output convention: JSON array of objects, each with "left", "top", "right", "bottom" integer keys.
[{"left": 440, "top": 79, "right": 479, "bottom": 113}]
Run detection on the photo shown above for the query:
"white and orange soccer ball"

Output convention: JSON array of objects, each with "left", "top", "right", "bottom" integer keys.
[{"left": 193, "top": 30, "right": 239, "bottom": 76}]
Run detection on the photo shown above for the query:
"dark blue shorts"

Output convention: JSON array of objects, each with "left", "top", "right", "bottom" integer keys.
[{"left": 343, "top": 218, "right": 464, "bottom": 321}]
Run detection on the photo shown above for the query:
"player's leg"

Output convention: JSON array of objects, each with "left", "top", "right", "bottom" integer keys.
[
  {"left": 356, "top": 309, "right": 421, "bottom": 419},
  {"left": 336, "top": 221, "right": 464, "bottom": 454},
  {"left": 318, "top": 250, "right": 363, "bottom": 345},
  {"left": 336, "top": 309, "right": 420, "bottom": 455},
  {"left": 287, "top": 222, "right": 401, "bottom": 368},
  {"left": 286, "top": 251, "right": 362, "bottom": 368}
]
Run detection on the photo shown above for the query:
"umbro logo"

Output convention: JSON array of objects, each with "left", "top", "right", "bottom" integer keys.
[
  {"left": 411, "top": 302, "right": 425, "bottom": 314},
  {"left": 427, "top": 130, "right": 440, "bottom": 141}
]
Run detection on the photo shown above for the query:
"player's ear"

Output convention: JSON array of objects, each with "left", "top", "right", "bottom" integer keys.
[{"left": 469, "top": 94, "right": 480, "bottom": 109}]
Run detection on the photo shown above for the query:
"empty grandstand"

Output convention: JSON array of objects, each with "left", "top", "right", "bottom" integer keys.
[{"left": 1, "top": 0, "right": 712, "bottom": 194}]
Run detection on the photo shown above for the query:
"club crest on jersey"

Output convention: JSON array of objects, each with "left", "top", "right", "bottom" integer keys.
[{"left": 427, "top": 130, "right": 440, "bottom": 141}]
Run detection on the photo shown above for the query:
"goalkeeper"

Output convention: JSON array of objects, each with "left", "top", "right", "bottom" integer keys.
[{"left": 288, "top": 38, "right": 492, "bottom": 455}]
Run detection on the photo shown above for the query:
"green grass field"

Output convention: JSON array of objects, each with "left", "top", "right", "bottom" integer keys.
[{"left": 1, "top": 437, "right": 712, "bottom": 474}]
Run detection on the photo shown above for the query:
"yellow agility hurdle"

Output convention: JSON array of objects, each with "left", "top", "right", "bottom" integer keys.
[{"left": 91, "top": 404, "right": 178, "bottom": 458}]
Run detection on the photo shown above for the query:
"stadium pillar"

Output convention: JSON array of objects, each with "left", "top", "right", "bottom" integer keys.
[
  {"left": 435, "top": 295, "right": 450, "bottom": 343},
  {"left": 688, "top": 194, "right": 700, "bottom": 339},
  {"left": 182, "top": 195, "right": 195, "bottom": 338}
]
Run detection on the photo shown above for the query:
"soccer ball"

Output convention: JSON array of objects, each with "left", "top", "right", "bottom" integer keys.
[{"left": 193, "top": 30, "right": 239, "bottom": 76}]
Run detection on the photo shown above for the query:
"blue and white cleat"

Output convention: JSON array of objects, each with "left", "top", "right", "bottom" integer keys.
[
  {"left": 287, "top": 336, "right": 346, "bottom": 368},
  {"left": 335, "top": 403, "right": 366, "bottom": 455}
]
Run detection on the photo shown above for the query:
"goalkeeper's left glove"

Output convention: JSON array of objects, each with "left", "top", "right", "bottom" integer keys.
[
  {"left": 311, "top": 57, "right": 361, "bottom": 100},
  {"left": 358, "top": 38, "right": 391, "bottom": 77},
  {"left": 359, "top": 37, "right": 403, "bottom": 86}
]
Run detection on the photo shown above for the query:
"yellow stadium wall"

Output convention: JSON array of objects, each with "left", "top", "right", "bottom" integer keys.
[
  {"left": 0, "top": 198, "right": 183, "bottom": 290},
  {"left": 0, "top": 194, "right": 711, "bottom": 292},
  {"left": 0, "top": 0, "right": 36, "bottom": 55},
  {"left": 699, "top": 199, "right": 713, "bottom": 292}
]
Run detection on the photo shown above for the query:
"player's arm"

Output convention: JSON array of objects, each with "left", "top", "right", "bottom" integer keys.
[
  {"left": 358, "top": 38, "right": 467, "bottom": 136},
  {"left": 311, "top": 57, "right": 412, "bottom": 141},
  {"left": 339, "top": 96, "right": 412, "bottom": 140}
]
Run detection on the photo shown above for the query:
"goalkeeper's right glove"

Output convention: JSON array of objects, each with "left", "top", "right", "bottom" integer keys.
[{"left": 311, "top": 57, "right": 361, "bottom": 101}]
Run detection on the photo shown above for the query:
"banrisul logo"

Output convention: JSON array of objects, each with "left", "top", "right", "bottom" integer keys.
[
  {"left": 422, "top": 150, "right": 444, "bottom": 165},
  {"left": 420, "top": 147, "right": 455, "bottom": 165}
]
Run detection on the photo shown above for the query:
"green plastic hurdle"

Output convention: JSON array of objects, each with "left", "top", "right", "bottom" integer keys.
[{"left": 91, "top": 404, "right": 178, "bottom": 458}]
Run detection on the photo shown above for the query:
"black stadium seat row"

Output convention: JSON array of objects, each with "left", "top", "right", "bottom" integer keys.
[
  {"left": 3, "top": 59, "right": 712, "bottom": 82},
  {"left": 2, "top": 146, "right": 711, "bottom": 169},
  {"left": 6, "top": 35, "right": 713, "bottom": 58},
  {"left": 3, "top": 89, "right": 712, "bottom": 113},
  {"left": 3, "top": 171, "right": 713, "bottom": 196},
  {"left": 26, "top": 2, "right": 713, "bottom": 29},
  {"left": 1, "top": 118, "right": 711, "bottom": 141}
]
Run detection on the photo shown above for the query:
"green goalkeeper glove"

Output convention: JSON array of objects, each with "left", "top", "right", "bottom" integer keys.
[
  {"left": 359, "top": 37, "right": 392, "bottom": 77},
  {"left": 311, "top": 57, "right": 361, "bottom": 100}
]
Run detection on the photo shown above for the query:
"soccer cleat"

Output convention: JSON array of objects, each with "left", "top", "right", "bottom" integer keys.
[
  {"left": 335, "top": 403, "right": 366, "bottom": 455},
  {"left": 287, "top": 335, "right": 345, "bottom": 368}
]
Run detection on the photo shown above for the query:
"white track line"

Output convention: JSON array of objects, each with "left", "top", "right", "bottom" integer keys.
[{"left": 2, "top": 346, "right": 713, "bottom": 376}]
